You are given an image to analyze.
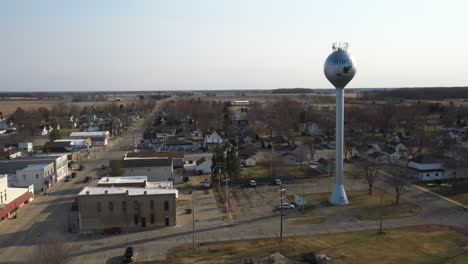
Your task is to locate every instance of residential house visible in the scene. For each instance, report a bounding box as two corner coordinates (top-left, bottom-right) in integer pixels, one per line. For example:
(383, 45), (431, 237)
(0, 149), (22, 160)
(408, 162), (447, 181)
(281, 153), (297, 165)
(204, 130), (223, 150)
(304, 122), (322, 136)
(195, 157), (212, 174)
(163, 139), (199, 152)
(244, 156), (257, 167)
(19, 143), (33, 153)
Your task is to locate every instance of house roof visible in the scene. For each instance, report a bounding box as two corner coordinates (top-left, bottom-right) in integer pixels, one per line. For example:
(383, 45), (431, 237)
(0, 159), (56, 174)
(0, 149), (21, 157)
(408, 162), (444, 172)
(70, 131), (108, 137)
(111, 159), (172, 168)
(43, 141), (73, 149)
(165, 139), (196, 146)
(273, 144), (297, 152)
(196, 157), (206, 166)
(20, 164), (49, 171)
(125, 151), (183, 159)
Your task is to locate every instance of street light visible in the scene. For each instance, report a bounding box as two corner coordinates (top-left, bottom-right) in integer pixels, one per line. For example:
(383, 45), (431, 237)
(222, 178), (231, 221)
(278, 185), (286, 243)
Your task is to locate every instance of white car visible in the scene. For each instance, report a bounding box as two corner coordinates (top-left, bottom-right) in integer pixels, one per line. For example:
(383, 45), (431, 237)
(279, 203), (295, 209)
(249, 180), (257, 186)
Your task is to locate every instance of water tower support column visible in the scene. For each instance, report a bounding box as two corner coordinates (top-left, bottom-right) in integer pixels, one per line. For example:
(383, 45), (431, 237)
(329, 88), (348, 205)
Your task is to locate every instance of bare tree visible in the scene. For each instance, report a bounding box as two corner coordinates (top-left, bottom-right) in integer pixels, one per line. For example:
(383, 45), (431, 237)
(392, 167), (410, 206)
(361, 160), (378, 195)
(26, 233), (70, 264)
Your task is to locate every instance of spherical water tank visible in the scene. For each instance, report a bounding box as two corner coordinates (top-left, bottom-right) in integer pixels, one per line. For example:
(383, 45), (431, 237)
(324, 48), (356, 89)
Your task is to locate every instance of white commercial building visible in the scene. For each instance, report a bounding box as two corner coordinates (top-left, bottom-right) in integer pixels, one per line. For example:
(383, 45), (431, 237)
(70, 131), (110, 146)
(15, 164), (55, 192)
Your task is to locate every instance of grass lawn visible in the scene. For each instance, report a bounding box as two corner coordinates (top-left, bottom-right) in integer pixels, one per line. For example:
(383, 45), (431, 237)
(295, 188), (420, 221)
(420, 180), (468, 205)
(239, 158), (303, 178)
(163, 225), (468, 264)
(240, 158), (323, 179)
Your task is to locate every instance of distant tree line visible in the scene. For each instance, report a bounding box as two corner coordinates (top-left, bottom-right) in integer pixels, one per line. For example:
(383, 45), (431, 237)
(360, 87), (468, 101)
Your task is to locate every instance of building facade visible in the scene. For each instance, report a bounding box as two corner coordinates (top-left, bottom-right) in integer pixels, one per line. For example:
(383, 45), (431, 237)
(15, 163), (55, 192)
(78, 187), (177, 232)
(0, 175), (34, 222)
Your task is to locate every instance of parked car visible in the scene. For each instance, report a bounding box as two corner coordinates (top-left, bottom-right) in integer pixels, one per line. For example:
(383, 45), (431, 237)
(71, 172), (77, 178)
(83, 176), (91, 183)
(122, 247), (135, 263)
(279, 203), (295, 209)
(79, 165), (85, 171)
(185, 208), (192, 214)
(202, 180), (211, 189)
(64, 176), (71, 182)
(102, 227), (122, 235)
(71, 201), (79, 211)
(101, 165), (107, 169)
(275, 179), (281, 185)
(249, 180), (257, 187)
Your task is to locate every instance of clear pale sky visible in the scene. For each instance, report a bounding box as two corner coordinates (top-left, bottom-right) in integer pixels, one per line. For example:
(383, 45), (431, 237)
(1, 0), (467, 91)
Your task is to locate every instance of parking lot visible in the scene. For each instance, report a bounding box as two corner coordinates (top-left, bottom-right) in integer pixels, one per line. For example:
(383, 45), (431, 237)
(228, 177), (368, 222)
(229, 184), (302, 221)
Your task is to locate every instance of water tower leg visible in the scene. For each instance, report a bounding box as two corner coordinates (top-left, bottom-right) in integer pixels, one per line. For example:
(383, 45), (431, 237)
(330, 88), (349, 205)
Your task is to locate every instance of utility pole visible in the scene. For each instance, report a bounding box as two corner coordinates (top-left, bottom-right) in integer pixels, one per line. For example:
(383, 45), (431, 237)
(192, 189), (196, 249)
(278, 184), (286, 243)
(192, 206), (195, 249)
(379, 189), (384, 234)
(223, 178), (231, 221)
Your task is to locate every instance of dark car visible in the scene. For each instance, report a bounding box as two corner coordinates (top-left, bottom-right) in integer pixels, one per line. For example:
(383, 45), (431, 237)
(71, 172), (77, 178)
(185, 208), (192, 214)
(122, 247), (135, 263)
(71, 201), (79, 211)
(83, 176), (91, 183)
(102, 227), (122, 235)
(64, 176), (71, 182)
(79, 165), (85, 171)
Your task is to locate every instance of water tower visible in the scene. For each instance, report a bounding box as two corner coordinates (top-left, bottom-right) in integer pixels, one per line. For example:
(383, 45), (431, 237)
(324, 43), (356, 205)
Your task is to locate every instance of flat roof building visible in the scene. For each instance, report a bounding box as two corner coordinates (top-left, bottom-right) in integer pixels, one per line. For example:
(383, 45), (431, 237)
(78, 186), (178, 232)
(70, 131), (110, 146)
(97, 176), (174, 190)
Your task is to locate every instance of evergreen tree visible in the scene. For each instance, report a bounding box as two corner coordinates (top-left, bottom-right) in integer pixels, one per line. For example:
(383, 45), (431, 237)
(226, 148), (240, 179)
(110, 160), (125, 176)
(48, 129), (61, 141)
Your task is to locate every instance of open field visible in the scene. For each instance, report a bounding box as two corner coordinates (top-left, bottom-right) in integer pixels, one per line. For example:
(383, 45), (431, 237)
(164, 225), (468, 264)
(419, 180), (468, 205)
(293, 188), (420, 221)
